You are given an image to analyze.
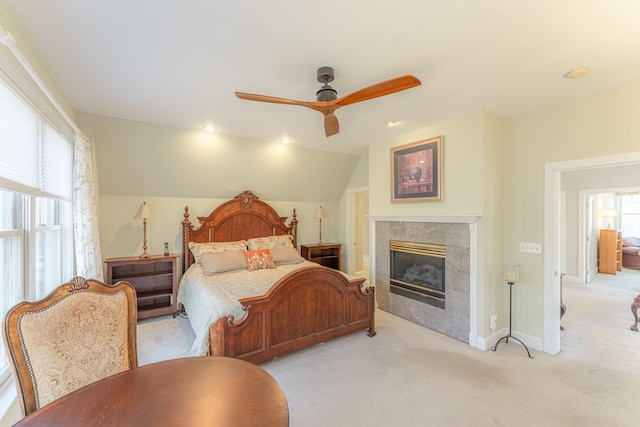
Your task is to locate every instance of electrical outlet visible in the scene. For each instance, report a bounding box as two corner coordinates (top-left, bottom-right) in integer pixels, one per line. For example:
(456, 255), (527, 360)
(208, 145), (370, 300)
(520, 242), (542, 254)
(490, 314), (497, 330)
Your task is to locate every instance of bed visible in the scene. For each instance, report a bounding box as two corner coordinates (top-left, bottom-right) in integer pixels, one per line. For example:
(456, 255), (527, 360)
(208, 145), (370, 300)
(178, 190), (376, 364)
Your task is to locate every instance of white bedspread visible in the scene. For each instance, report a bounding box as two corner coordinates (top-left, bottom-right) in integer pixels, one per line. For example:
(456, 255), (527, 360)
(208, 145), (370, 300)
(178, 261), (369, 356)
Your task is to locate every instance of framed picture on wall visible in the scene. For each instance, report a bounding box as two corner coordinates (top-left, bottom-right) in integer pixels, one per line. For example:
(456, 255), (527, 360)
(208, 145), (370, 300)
(390, 135), (443, 203)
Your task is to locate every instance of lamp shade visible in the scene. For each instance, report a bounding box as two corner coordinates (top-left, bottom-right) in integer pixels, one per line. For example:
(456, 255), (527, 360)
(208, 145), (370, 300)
(133, 201), (153, 219)
(601, 208), (618, 228)
(315, 206), (327, 219)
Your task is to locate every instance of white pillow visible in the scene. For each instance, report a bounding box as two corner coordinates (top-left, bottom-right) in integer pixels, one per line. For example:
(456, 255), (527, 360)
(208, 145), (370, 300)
(200, 250), (248, 275)
(189, 240), (248, 264)
(270, 246), (305, 265)
(247, 235), (294, 251)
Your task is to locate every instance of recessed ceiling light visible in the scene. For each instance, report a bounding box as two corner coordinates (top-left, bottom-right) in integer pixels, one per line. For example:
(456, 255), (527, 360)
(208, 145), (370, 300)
(385, 121), (399, 127)
(202, 124), (217, 132)
(280, 137), (293, 144)
(563, 67), (590, 79)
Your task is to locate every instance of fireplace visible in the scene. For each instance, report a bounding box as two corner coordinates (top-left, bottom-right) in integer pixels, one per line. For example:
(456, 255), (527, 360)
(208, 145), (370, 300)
(390, 240), (445, 309)
(373, 219), (474, 344)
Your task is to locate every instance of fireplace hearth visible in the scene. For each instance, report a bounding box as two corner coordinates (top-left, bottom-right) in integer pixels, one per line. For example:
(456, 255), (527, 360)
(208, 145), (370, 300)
(390, 240), (445, 308)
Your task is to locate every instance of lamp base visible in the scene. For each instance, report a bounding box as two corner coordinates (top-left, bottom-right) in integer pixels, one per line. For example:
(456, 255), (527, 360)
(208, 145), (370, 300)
(139, 252), (150, 259)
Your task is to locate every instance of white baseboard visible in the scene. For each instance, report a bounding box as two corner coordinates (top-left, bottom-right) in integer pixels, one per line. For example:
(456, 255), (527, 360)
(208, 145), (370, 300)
(475, 328), (543, 353)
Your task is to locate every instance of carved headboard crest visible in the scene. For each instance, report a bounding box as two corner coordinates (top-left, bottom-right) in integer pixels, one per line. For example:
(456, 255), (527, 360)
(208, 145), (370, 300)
(235, 190), (258, 209)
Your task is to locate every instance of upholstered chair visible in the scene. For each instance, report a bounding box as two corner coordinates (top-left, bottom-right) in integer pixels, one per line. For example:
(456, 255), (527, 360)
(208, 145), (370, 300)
(2, 277), (138, 416)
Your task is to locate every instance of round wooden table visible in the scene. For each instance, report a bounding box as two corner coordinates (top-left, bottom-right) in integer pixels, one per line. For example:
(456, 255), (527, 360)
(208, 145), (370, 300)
(15, 357), (289, 426)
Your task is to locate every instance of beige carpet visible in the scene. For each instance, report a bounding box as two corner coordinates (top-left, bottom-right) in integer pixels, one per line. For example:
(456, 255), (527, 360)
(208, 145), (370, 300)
(137, 271), (640, 426)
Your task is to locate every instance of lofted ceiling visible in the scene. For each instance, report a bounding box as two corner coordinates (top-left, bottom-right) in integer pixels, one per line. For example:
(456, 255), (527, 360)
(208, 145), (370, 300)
(4, 0), (640, 155)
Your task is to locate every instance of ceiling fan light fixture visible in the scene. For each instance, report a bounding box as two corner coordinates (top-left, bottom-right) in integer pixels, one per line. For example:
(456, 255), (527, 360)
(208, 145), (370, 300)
(279, 137), (293, 144)
(202, 124), (217, 132)
(385, 120), (399, 127)
(316, 84), (337, 102)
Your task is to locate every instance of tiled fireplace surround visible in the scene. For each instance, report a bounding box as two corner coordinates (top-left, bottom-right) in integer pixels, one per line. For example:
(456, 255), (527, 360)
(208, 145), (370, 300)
(373, 218), (477, 344)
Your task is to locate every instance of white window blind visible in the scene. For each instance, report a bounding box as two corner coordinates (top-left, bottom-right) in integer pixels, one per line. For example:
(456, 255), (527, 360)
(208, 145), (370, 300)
(0, 80), (71, 198)
(0, 81), (39, 192)
(41, 124), (72, 198)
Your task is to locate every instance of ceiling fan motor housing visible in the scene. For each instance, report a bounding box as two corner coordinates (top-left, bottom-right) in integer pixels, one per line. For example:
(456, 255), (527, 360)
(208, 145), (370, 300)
(316, 66), (337, 101)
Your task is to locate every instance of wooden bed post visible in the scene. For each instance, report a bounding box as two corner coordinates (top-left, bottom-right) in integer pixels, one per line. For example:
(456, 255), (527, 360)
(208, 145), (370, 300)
(182, 206), (194, 273)
(290, 209), (298, 248)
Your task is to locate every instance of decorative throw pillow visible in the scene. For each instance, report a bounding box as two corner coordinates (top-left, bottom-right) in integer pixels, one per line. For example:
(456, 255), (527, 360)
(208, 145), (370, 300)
(189, 240), (248, 264)
(247, 235), (294, 251)
(244, 249), (276, 271)
(270, 246), (305, 265)
(200, 250), (248, 275)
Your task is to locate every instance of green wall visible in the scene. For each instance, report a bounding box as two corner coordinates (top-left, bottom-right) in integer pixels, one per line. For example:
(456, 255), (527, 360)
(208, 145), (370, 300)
(75, 112), (361, 275)
(502, 81), (640, 341)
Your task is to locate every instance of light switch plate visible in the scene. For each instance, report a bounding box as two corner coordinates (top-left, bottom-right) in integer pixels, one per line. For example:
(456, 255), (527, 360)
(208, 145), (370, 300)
(520, 243), (542, 254)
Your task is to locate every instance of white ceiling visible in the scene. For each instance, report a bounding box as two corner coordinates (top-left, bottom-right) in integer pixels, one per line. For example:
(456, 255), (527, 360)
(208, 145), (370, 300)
(4, 0), (640, 155)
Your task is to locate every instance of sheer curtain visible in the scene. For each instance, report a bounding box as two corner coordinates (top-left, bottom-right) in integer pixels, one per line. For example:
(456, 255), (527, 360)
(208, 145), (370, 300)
(73, 132), (103, 281)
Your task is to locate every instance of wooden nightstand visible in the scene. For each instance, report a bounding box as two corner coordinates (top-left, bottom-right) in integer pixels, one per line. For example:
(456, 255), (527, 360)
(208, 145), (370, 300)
(105, 254), (178, 319)
(300, 243), (342, 271)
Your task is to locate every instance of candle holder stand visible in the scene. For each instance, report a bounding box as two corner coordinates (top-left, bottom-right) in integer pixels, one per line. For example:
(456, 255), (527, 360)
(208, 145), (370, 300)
(492, 279), (533, 358)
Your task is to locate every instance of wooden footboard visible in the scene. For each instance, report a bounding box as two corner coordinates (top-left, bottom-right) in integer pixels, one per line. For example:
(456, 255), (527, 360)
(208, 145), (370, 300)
(209, 266), (376, 364)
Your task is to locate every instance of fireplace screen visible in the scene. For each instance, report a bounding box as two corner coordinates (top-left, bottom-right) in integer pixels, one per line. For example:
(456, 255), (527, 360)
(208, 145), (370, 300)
(389, 240), (445, 309)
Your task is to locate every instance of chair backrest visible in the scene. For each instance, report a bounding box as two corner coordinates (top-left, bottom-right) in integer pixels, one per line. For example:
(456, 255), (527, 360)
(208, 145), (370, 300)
(2, 276), (138, 416)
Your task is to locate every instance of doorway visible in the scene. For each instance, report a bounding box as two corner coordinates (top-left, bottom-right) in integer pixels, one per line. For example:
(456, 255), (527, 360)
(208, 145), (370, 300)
(544, 151), (640, 355)
(346, 187), (369, 277)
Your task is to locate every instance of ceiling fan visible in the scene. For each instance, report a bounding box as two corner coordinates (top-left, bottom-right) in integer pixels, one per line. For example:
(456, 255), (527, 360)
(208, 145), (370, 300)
(235, 67), (421, 137)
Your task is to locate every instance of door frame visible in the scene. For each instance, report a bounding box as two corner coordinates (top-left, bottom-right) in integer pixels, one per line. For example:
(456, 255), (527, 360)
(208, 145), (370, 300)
(544, 151), (640, 355)
(345, 186), (368, 275)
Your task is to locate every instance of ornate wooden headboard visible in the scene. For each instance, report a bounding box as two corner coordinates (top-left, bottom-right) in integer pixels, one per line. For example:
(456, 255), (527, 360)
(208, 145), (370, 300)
(181, 190), (298, 272)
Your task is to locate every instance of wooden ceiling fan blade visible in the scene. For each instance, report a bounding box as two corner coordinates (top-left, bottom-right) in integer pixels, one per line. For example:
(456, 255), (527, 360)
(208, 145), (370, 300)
(235, 91), (314, 108)
(324, 112), (339, 137)
(336, 75), (421, 107)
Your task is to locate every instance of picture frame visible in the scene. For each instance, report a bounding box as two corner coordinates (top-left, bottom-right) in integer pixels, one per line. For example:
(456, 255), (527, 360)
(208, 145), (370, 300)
(390, 135), (443, 203)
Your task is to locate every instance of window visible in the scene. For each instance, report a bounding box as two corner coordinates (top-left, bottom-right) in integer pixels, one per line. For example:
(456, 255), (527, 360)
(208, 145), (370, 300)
(0, 79), (73, 385)
(620, 194), (640, 237)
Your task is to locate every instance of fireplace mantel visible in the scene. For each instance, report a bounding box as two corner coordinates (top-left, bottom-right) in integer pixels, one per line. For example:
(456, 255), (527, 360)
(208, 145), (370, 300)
(368, 215), (481, 224)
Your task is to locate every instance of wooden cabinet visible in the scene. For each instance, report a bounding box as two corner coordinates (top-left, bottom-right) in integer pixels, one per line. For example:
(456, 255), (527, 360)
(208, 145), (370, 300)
(300, 243), (342, 271)
(598, 229), (622, 275)
(105, 254), (178, 319)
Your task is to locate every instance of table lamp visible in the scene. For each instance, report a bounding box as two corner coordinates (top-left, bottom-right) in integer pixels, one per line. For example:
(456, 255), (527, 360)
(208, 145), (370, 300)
(134, 201), (153, 258)
(601, 208), (618, 229)
(316, 206), (327, 245)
